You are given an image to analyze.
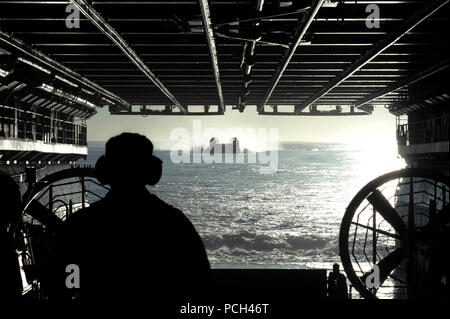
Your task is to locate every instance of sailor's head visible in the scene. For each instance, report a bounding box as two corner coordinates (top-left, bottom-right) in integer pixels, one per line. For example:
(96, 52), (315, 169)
(95, 133), (162, 187)
(333, 263), (340, 273)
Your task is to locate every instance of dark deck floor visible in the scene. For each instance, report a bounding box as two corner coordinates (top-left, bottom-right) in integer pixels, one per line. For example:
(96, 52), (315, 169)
(208, 269), (328, 300)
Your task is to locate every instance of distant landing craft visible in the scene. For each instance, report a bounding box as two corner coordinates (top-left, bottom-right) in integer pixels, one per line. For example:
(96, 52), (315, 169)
(203, 137), (247, 155)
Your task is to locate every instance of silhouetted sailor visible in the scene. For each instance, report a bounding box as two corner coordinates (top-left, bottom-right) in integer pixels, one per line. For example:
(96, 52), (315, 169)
(327, 263), (348, 299)
(0, 172), (23, 300)
(53, 133), (210, 304)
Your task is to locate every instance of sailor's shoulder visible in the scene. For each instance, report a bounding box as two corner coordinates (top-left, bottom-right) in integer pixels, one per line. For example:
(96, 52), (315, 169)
(148, 193), (187, 219)
(149, 193), (179, 211)
(64, 199), (107, 228)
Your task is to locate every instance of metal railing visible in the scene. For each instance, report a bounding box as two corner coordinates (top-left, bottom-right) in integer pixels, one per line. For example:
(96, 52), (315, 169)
(396, 115), (449, 146)
(0, 104), (87, 146)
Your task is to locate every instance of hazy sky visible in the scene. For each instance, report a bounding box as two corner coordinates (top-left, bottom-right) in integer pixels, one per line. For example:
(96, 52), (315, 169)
(87, 105), (397, 149)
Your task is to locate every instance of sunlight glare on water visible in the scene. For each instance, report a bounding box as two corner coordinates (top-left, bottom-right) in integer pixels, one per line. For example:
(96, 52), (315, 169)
(84, 139), (406, 270)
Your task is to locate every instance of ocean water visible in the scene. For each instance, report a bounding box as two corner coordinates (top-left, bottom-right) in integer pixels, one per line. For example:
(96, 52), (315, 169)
(82, 141), (405, 270)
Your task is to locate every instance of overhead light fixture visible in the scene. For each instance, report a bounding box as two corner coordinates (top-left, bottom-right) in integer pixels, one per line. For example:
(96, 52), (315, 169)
(322, 0), (339, 8)
(40, 83), (96, 109)
(0, 47), (11, 55)
(188, 19), (202, 26)
(279, 1), (293, 7)
(12, 83), (27, 92)
(0, 68), (10, 77)
(190, 27), (204, 33)
(189, 19), (204, 33)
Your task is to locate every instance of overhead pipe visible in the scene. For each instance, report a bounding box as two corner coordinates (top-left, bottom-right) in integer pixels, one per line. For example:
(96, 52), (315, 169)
(198, 0), (225, 114)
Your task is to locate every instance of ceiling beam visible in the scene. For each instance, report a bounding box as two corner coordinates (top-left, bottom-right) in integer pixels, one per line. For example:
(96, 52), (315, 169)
(111, 111), (223, 116)
(198, 0), (224, 113)
(295, 0), (448, 114)
(0, 29), (130, 111)
(70, 0), (187, 114)
(354, 59), (449, 109)
(257, 0), (325, 113)
(258, 111), (369, 116)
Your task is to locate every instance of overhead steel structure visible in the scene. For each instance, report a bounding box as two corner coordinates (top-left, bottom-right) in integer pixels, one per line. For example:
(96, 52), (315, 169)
(0, 0), (448, 116)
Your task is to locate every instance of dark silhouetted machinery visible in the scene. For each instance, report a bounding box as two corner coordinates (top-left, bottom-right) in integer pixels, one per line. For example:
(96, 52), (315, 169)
(339, 168), (449, 299)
